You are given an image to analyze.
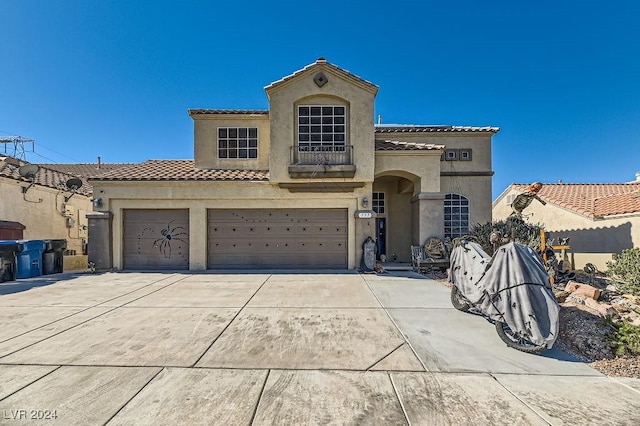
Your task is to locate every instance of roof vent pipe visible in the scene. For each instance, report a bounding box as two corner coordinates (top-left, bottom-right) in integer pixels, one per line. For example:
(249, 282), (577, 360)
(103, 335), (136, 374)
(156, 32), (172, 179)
(97, 156), (101, 169)
(377, 115), (382, 125)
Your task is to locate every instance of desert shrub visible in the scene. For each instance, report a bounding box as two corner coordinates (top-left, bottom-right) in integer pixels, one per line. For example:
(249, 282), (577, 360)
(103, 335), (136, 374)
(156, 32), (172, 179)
(607, 321), (640, 356)
(469, 217), (544, 255)
(606, 248), (640, 296)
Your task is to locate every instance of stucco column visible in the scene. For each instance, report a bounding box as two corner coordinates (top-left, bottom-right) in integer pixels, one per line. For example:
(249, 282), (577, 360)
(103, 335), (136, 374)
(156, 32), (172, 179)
(86, 211), (113, 270)
(189, 207), (207, 271)
(411, 192), (445, 245)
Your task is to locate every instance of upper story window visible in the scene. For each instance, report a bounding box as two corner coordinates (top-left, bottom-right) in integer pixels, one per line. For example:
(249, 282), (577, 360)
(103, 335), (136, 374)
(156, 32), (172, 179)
(218, 127), (258, 159)
(444, 193), (470, 239)
(298, 105), (346, 151)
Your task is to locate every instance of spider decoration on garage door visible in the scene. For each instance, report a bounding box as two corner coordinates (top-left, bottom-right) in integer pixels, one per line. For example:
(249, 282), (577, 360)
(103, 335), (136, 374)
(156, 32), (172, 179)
(152, 220), (189, 258)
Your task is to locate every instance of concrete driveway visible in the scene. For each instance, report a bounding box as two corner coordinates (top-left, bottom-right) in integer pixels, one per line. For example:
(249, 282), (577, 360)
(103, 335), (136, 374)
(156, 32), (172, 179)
(0, 271), (638, 425)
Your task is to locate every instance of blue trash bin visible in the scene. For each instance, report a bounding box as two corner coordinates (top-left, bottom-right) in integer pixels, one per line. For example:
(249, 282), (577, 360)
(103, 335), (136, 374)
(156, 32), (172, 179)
(16, 240), (46, 279)
(0, 240), (22, 282)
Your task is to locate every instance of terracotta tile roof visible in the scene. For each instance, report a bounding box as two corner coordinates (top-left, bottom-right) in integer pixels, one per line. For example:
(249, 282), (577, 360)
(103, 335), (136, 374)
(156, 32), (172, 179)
(375, 139), (445, 151)
(188, 109), (269, 116)
(38, 163), (135, 178)
(512, 183), (640, 218)
(376, 125), (500, 133)
(594, 190), (640, 217)
(89, 160), (269, 182)
(265, 57), (378, 93)
(0, 156), (92, 196)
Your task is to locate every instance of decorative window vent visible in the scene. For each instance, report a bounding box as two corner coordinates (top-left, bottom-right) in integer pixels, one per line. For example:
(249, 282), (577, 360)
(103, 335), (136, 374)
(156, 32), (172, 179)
(444, 149), (458, 161)
(459, 149), (472, 161)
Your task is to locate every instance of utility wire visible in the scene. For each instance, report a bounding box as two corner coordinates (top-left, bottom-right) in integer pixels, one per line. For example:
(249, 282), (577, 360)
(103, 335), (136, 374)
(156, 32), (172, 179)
(1, 129), (82, 163)
(27, 151), (61, 164)
(34, 143), (81, 163)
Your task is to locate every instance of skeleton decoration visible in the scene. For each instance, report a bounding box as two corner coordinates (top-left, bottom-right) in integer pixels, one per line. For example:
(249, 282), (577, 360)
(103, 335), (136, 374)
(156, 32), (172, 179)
(510, 182), (547, 218)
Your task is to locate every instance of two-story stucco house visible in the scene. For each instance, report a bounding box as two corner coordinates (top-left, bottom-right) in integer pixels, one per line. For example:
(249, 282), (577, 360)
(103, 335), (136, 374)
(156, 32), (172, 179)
(87, 58), (499, 271)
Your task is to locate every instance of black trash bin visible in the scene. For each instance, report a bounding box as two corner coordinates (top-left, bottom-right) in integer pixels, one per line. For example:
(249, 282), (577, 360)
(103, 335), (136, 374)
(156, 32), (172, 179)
(0, 240), (22, 282)
(43, 239), (67, 275)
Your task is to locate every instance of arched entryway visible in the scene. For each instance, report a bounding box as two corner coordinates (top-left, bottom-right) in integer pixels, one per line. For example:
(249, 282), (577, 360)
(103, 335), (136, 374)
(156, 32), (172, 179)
(372, 172), (418, 263)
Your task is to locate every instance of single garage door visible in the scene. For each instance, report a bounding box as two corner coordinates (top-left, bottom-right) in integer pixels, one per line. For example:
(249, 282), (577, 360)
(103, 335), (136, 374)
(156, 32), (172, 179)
(123, 209), (189, 270)
(208, 209), (347, 269)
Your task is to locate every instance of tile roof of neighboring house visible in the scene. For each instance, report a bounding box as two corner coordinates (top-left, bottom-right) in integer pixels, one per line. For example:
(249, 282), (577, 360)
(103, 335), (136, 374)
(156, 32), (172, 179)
(376, 125), (500, 133)
(188, 109), (269, 116)
(0, 157), (92, 196)
(38, 163), (135, 178)
(594, 190), (640, 218)
(512, 183), (640, 218)
(89, 160), (269, 182)
(265, 57), (378, 93)
(375, 139), (445, 151)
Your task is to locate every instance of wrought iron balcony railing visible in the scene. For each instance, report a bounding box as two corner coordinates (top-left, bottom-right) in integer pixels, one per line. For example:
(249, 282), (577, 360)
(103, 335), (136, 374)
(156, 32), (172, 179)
(290, 145), (353, 166)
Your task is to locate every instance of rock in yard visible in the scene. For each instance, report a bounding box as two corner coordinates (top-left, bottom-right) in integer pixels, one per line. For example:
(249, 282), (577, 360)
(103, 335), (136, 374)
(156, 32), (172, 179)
(565, 281), (602, 300)
(584, 298), (618, 318)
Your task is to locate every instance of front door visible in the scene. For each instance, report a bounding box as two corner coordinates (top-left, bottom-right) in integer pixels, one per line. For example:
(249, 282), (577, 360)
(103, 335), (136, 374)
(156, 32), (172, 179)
(375, 218), (386, 259)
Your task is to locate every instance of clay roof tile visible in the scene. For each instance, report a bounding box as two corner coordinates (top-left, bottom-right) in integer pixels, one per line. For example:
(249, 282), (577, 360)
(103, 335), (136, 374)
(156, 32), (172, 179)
(512, 183), (640, 218)
(88, 160), (269, 182)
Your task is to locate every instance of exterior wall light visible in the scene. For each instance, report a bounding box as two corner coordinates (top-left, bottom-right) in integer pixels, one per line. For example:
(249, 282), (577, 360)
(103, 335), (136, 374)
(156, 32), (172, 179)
(92, 198), (102, 208)
(362, 197), (369, 208)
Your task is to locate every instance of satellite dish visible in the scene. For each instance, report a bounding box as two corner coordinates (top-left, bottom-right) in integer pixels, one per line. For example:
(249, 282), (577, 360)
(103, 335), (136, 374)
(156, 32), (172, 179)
(18, 164), (40, 180)
(66, 178), (83, 191)
(64, 177), (83, 202)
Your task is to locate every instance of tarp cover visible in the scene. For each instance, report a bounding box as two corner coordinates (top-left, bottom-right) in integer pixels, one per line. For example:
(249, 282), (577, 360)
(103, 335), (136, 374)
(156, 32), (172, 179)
(449, 241), (559, 348)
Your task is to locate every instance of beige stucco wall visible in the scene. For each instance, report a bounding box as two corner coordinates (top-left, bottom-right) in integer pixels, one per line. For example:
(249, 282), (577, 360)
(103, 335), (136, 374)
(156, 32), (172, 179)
(376, 133), (494, 230)
(92, 180), (369, 270)
(378, 133), (493, 172)
(441, 175), (493, 228)
(493, 186), (640, 269)
(0, 177), (92, 253)
(374, 151), (442, 194)
(193, 114), (270, 170)
(266, 64), (377, 184)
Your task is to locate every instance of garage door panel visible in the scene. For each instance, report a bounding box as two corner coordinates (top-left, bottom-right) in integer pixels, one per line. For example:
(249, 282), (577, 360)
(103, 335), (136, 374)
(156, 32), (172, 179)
(208, 209), (347, 269)
(210, 240), (345, 254)
(209, 253), (346, 269)
(123, 209), (189, 270)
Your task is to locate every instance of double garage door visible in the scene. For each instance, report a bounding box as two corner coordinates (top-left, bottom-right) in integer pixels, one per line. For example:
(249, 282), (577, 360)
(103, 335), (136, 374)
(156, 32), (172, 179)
(122, 208), (348, 270)
(208, 209), (347, 269)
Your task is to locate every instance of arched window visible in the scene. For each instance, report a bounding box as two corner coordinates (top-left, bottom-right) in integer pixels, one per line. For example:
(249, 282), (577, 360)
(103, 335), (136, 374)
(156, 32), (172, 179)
(444, 194), (470, 238)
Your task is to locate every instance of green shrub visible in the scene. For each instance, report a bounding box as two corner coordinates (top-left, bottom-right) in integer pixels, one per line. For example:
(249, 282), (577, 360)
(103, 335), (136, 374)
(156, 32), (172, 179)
(469, 217), (544, 255)
(606, 248), (640, 296)
(608, 321), (640, 356)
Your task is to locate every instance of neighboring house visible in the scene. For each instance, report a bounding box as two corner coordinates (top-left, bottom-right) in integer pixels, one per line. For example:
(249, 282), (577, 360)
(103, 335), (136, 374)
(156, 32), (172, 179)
(493, 178), (640, 271)
(89, 58), (499, 271)
(0, 155), (131, 255)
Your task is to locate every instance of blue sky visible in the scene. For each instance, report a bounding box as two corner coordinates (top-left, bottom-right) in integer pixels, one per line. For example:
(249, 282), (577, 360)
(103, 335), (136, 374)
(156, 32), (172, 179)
(1, 1), (639, 199)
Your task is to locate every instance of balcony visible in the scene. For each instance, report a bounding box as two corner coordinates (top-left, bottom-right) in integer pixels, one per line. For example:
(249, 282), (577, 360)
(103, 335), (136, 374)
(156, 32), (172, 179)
(288, 145), (356, 178)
